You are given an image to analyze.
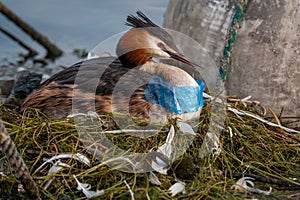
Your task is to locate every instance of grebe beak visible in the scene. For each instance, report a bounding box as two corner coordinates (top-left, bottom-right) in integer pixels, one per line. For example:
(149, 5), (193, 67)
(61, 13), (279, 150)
(164, 49), (202, 69)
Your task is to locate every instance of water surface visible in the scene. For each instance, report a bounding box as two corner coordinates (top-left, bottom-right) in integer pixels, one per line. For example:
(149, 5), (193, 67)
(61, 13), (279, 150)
(0, 0), (168, 79)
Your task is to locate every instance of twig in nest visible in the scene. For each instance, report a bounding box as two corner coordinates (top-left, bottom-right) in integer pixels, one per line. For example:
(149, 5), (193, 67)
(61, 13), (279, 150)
(227, 107), (299, 134)
(228, 96), (267, 116)
(46, 122), (62, 153)
(265, 128), (287, 140)
(269, 108), (282, 127)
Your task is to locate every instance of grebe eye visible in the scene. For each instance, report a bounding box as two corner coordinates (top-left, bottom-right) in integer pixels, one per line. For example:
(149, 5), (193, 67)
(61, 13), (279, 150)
(157, 42), (165, 49)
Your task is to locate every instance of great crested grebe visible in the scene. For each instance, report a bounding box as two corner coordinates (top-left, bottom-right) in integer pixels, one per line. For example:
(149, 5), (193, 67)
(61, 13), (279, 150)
(22, 11), (204, 123)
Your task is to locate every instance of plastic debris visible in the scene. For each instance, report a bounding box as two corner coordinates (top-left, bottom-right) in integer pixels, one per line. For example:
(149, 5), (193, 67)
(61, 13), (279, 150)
(47, 160), (70, 176)
(73, 175), (104, 198)
(149, 171), (161, 186)
(168, 181), (186, 197)
(151, 125), (175, 174)
(232, 177), (272, 195)
(34, 153), (90, 174)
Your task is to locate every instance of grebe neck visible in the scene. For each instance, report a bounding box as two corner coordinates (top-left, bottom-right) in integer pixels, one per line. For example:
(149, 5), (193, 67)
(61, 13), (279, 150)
(138, 61), (198, 86)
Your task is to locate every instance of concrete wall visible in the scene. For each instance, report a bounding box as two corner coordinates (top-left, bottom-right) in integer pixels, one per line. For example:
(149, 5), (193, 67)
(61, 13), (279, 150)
(164, 0), (299, 117)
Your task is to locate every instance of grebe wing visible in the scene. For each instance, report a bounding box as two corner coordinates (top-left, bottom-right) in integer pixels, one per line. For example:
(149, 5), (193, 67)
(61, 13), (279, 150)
(41, 57), (122, 86)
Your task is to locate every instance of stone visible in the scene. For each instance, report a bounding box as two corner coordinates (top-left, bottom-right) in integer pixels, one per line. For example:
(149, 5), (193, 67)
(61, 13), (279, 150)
(11, 70), (42, 99)
(164, 0), (299, 117)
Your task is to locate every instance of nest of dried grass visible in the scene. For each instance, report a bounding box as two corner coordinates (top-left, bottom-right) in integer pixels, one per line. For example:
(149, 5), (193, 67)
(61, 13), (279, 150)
(0, 96), (299, 199)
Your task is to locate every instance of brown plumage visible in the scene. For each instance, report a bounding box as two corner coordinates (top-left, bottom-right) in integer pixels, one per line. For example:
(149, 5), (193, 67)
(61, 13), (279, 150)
(22, 57), (156, 121)
(22, 11), (202, 122)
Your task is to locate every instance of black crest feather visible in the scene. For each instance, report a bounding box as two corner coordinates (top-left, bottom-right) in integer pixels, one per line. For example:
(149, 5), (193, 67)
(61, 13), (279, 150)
(125, 11), (159, 28)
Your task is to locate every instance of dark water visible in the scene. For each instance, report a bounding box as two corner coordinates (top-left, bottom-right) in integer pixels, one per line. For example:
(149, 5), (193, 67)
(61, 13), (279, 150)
(0, 0), (168, 79)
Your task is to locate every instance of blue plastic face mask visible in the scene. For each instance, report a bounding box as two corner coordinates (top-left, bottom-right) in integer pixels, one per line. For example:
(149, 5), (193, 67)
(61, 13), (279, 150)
(143, 75), (205, 114)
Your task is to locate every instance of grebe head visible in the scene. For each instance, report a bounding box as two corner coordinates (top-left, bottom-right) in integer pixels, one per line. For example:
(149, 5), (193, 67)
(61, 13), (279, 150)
(116, 11), (199, 68)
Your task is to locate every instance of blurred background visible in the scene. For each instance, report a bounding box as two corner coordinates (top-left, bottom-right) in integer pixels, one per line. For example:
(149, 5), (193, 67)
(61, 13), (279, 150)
(0, 0), (168, 79)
